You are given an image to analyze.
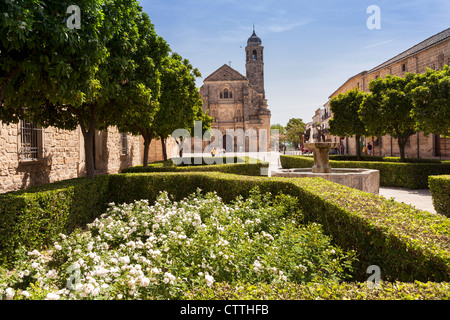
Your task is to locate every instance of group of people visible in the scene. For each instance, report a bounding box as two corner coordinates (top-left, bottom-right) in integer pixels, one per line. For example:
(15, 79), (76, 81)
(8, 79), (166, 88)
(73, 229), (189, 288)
(363, 142), (373, 156)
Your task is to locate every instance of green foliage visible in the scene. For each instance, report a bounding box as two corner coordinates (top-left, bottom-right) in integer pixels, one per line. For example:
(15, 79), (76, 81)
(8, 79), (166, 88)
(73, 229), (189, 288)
(329, 89), (367, 138)
(280, 155), (450, 189)
(121, 157), (269, 177)
(284, 118), (305, 147)
(429, 175), (450, 217)
(360, 74), (418, 160)
(2, 171), (450, 298)
(107, 172), (450, 282)
(0, 176), (110, 268)
(0, 190), (356, 299)
(183, 280), (450, 300)
(410, 65), (450, 136)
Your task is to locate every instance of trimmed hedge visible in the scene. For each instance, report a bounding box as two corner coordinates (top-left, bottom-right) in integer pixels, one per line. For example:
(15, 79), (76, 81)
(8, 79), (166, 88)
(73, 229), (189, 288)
(108, 172), (450, 283)
(0, 176), (110, 267)
(2, 171), (450, 284)
(328, 155), (443, 163)
(429, 175), (450, 217)
(183, 281), (450, 300)
(280, 155), (450, 189)
(121, 156), (269, 177)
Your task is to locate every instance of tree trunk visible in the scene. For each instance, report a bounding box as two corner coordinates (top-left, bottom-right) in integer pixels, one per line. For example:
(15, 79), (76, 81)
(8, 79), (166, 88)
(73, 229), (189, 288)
(355, 135), (361, 161)
(143, 133), (152, 167)
(70, 104), (97, 178)
(398, 136), (408, 162)
(82, 129), (96, 178)
(160, 135), (168, 161)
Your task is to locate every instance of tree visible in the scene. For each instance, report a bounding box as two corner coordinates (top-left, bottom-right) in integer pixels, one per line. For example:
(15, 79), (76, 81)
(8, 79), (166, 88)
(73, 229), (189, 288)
(155, 53), (212, 161)
(329, 89), (367, 160)
(105, 9), (170, 167)
(0, 0), (164, 177)
(410, 65), (450, 136)
(271, 124), (285, 150)
(359, 74), (417, 161)
(285, 118), (305, 149)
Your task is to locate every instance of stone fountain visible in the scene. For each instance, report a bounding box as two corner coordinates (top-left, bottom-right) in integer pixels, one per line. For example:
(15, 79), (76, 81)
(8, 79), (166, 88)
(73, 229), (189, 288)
(272, 126), (380, 194)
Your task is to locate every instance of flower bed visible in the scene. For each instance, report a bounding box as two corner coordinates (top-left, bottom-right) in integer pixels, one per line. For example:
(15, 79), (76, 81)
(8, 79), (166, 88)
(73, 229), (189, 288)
(0, 189), (356, 300)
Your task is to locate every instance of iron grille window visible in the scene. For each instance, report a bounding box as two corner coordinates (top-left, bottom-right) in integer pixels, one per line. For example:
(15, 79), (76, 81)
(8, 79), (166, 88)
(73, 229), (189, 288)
(121, 133), (128, 155)
(20, 121), (44, 160)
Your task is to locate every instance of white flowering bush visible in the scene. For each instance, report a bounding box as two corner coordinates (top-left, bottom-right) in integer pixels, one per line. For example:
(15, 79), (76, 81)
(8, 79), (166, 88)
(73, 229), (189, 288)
(0, 188), (356, 300)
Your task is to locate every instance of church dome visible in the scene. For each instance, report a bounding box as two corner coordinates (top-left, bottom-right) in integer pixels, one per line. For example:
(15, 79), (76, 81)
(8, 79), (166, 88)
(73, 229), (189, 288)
(247, 30), (262, 46)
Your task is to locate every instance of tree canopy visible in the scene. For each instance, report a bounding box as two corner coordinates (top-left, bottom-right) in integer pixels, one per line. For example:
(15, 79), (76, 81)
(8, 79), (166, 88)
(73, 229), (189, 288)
(0, 0), (210, 174)
(329, 88), (367, 159)
(359, 74), (417, 161)
(409, 65), (450, 137)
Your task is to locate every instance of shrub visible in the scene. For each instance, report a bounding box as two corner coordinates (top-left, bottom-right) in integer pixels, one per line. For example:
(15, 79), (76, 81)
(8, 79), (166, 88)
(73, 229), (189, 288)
(429, 175), (450, 217)
(2, 171), (450, 287)
(121, 156), (269, 177)
(183, 280), (450, 300)
(280, 155), (450, 189)
(0, 190), (356, 300)
(0, 176), (110, 268)
(108, 172), (450, 282)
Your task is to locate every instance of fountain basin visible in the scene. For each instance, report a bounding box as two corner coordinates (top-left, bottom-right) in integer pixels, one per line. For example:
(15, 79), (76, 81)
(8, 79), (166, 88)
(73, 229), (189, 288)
(271, 168), (380, 194)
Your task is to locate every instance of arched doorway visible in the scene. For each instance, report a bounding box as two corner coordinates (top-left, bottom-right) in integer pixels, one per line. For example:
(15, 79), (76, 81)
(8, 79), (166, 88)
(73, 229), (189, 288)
(223, 134), (233, 153)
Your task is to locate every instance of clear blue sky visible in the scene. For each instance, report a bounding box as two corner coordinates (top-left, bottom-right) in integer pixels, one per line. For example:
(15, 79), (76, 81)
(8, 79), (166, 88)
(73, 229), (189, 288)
(139, 0), (449, 127)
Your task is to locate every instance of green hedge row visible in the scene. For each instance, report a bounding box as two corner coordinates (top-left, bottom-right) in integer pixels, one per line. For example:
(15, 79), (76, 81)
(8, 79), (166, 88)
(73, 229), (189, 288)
(183, 281), (450, 300)
(121, 156), (269, 177)
(108, 172), (450, 282)
(328, 155), (444, 163)
(429, 175), (450, 217)
(0, 176), (110, 267)
(280, 155), (450, 189)
(2, 172), (450, 283)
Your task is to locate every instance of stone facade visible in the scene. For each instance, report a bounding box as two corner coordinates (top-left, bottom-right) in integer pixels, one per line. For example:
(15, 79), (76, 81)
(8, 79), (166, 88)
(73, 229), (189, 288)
(199, 30), (271, 152)
(0, 121), (145, 193)
(321, 28), (450, 159)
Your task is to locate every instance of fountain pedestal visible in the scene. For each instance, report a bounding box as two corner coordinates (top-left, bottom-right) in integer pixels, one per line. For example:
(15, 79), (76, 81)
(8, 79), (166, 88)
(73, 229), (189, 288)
(304, 142), (340, 173)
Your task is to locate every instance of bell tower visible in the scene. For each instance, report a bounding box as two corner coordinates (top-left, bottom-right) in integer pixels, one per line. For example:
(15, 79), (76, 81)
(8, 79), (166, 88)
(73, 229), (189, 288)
(245, 26), (265, 95)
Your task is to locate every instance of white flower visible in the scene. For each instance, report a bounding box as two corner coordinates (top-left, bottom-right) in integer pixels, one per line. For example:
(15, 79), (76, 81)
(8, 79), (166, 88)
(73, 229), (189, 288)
(5, 288), (15, 300)
(151, 267), (160, 275)
(253, 260), (262, 272)
(119, 256), (130, 265)
(45, 292), (60, 300)
(205, 274), (215, 287)
(28, 249), (40, 257)
(139, 277), (150, 287)
(21, 291), (30, 298)
(31, 262), (39, 269)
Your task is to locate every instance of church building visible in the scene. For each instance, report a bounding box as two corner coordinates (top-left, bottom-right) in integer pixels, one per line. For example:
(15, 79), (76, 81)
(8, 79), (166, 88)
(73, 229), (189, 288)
(199, 29), (271, 152)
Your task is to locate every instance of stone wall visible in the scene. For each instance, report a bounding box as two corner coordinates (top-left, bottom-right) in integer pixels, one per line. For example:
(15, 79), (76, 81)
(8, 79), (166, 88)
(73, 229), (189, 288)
(0, 122), (161, 193)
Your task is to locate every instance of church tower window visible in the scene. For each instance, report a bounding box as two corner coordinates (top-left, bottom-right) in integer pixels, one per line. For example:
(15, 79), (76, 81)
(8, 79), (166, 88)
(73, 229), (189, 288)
(252, 50), (257, 60)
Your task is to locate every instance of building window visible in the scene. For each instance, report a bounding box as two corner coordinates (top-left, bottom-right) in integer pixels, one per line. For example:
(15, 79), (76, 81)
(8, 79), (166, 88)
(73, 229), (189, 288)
(219, 88), (233, 99)
(20, 120), (44, 161)
(402, 64), (406, 72)
(121, 133), (128, 155)
(252, 50), (257, 60)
